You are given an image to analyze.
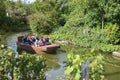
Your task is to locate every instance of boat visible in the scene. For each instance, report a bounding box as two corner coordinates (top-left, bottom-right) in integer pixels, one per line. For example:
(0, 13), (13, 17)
(16, 36), (60, 53)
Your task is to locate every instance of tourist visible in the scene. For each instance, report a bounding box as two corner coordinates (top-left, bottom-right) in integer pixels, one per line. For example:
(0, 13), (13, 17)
(34, 38), (39, 47)
(22, 34), (28, 44)
(44, 35), (51, 45)
(39, 39), (45, 46)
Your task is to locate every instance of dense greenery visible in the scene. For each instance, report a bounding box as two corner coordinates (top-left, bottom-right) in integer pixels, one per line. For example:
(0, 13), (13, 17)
(106, 23), (120, 44)
(28, 0), (68, 34)
(0, 48), (46, 80)
(65, 0), (120, 28)
(0, 0), (29, 33)
(51, 26), (120, 52)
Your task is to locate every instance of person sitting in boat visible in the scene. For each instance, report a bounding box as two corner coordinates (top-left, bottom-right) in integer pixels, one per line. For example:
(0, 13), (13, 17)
(22, 34), (28, 44)
(34, 34), (39, 40)
(27, 36), (35, 45)
(39, 39), (45, 46)
(34, 38), (40, 47)
(44, 36), (51, 45)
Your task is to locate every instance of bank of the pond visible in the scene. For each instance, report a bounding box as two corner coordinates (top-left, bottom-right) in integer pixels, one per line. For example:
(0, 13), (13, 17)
(51, 27), (120, 53)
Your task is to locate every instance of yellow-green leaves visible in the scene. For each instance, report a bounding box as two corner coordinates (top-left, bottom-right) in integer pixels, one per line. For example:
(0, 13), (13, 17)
(65, 66), (73, 74)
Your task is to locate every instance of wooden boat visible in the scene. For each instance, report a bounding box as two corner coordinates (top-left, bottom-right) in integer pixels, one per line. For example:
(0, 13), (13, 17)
(16, 36), (60, 53)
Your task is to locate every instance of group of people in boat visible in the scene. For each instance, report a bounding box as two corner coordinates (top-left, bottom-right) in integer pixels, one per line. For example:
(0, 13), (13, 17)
(22, 34), (51, 47)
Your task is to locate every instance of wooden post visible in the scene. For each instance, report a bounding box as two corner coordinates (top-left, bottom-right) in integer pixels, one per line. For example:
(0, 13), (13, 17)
(81, 61), (90, 80)
(102, 16), (104, 30)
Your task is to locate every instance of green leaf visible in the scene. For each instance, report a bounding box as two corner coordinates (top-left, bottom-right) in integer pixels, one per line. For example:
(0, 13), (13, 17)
(64, 66), (73, 74)
(75, 72), (80, 80)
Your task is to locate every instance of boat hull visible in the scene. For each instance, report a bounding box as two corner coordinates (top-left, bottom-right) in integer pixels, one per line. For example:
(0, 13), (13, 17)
(16, 36), (60, 53)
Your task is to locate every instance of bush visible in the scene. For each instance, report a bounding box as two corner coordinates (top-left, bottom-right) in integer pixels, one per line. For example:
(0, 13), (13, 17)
(0, 49), (46, 80)
(106, 23), (120, 44)
(28, 13), (56, 34)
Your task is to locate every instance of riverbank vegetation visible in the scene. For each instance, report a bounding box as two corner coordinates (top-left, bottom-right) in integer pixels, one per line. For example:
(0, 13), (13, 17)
(0, 48), (46, 80)
(0, 0), (120, 80)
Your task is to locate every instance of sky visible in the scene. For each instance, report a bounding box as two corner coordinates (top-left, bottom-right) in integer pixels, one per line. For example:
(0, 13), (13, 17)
(22, 0), (35, 4)
(13, 0), (35, 4)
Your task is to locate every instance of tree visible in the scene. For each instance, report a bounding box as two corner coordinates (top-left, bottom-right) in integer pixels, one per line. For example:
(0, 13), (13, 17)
(28, 0), (69, 34)
(64, 0), (120, 29)
(28, 13), (54, 34)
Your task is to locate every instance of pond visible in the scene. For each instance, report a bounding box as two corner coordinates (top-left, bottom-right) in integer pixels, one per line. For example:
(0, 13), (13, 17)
(6, 32), (67, 80)
(6, 32), (120, 80)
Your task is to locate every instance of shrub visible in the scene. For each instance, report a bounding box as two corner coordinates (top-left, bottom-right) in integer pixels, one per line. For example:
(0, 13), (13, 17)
(106, 23), (120, 44)
(0, 49), (46, 80)
(28, 13), (55, 34)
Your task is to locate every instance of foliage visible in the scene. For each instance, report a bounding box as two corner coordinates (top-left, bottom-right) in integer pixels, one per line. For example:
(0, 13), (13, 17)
(28, 13), (55, 34)
(0, 0), (29, 32)
(0, 0), (6, 18)
(14, 53), (46, 80)
(90, 55), (104, 80)
(51, 26), (120, 52)
(4, 0), (28, 16)
(64, 0), (120, 29)
(106, 23), (120, 44)
(28, 0), (69, 34)
(0, 0), (7, 31)
(0, 34), (7, 48)
(0, 49), (46, 80)
(64, 50), (104, 80)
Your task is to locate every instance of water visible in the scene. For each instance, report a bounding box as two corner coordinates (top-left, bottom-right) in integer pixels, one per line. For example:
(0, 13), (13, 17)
(103, 53), (120, 80)
(6, 32), (120, 80)
(6, 32), (67, 80)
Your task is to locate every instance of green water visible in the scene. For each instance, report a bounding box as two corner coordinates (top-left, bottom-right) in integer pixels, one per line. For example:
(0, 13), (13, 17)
(103, 53), (120, 80)
(6, 32), (120, 80)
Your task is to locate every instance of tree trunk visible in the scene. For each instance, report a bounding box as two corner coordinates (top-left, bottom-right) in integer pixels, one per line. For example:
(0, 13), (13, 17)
(102, 16), (104, 30)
